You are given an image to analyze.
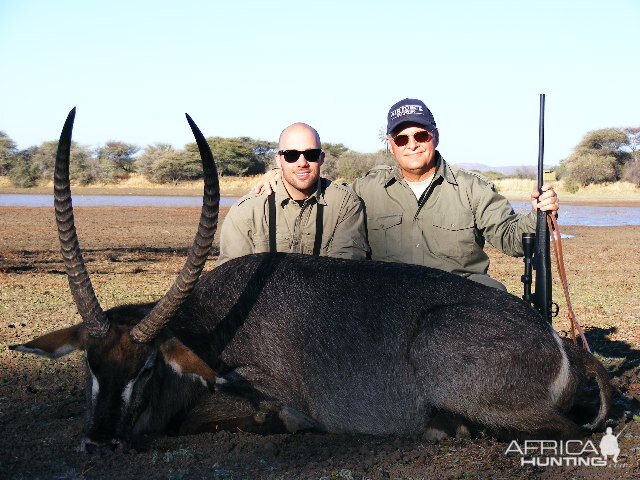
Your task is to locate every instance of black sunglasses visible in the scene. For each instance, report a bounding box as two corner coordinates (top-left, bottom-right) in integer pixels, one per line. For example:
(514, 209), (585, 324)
(278, 149), (322, 163)
(392, 131), (433, 147)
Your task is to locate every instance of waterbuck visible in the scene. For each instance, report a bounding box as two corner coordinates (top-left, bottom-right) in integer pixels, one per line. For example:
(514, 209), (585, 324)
(10, 109), (611, 453)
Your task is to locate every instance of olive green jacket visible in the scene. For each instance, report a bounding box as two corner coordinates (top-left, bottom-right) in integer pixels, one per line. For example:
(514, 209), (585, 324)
(351, 153), (537, 276)
(216, 178), (369, 266)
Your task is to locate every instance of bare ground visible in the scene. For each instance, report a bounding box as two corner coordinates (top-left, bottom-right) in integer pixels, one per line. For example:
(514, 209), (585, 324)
(1, 206), (639, 479)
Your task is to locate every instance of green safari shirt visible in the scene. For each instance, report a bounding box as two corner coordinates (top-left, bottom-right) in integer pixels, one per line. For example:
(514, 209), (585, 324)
(216, 177), (369, 266)
(351, 153), (537, 276)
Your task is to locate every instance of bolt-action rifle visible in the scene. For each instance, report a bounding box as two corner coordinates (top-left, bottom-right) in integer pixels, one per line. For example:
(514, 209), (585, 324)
(522, 94), (555, 323)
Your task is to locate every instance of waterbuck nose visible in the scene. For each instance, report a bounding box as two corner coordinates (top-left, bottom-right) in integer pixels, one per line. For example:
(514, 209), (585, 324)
(81, 438), (110, 455)
(80, 437), (131, 454)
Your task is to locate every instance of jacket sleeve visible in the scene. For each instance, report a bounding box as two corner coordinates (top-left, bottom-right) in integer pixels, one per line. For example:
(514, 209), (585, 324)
(215, 204), (255, 266)
(326, 193), (370, 260)
(469, 177), (537, 257)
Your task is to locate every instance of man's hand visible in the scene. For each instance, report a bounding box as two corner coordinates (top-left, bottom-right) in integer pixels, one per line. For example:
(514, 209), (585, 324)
(531, 183), (559, 213)
(250, 168), (281, 195)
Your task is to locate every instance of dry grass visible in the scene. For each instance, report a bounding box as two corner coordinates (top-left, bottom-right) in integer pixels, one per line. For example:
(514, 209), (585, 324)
(0, 174), (262, 197)
(494, 178), (640, 202)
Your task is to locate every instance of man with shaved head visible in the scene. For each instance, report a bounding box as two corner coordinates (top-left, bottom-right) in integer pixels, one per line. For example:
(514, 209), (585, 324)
(216, 123), (369, 265)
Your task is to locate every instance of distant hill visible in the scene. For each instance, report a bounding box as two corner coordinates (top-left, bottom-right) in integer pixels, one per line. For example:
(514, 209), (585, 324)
(452, 163), (538, 176)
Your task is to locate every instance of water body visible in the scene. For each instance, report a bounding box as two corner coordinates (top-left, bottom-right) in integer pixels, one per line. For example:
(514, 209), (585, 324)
(0, 194), (239, 208)
(1, 195), (639, 227)
(510, 201), (640, 227)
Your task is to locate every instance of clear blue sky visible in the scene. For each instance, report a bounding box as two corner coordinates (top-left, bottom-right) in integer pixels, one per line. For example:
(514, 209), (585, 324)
(1, 0), (638, 167)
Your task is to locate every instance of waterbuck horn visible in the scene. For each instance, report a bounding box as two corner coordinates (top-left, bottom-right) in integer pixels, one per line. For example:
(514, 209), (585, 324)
(130, 114), (219, 343)
(54, 107), (110, 337)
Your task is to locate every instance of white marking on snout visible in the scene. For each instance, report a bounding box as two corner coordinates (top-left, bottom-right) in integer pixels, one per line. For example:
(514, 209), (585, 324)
(13, 343), (76, 359)
(167, 360), (207, 387)
(90, 370), (100, 403)
(167, 360), (183, 375)
(121, 379), (135, 407)
(549, 332), (570, 404)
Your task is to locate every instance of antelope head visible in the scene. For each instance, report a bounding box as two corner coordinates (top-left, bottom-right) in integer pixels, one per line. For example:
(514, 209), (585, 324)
(10, 109), (220, 453)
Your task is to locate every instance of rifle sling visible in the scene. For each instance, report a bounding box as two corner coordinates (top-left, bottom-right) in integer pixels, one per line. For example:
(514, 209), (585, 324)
(547, 214), (591, 352)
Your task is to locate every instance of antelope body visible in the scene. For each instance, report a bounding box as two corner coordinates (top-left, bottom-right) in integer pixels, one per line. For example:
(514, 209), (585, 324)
(10, 110), (611, 453)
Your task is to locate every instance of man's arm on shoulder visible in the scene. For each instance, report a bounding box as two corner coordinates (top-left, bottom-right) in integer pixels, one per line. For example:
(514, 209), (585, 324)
(215, 197), (257, 266)
(326, 186), (370, 260)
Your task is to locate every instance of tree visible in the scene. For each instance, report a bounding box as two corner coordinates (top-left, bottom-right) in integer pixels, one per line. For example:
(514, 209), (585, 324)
(184, 137), (276, 176)
(561, 129), (631, 186)
(250, 138), (278, 170)
(321, 142), (349, 159)
(0, 131), (18, 175)
(96, 141), (139, 182)
(622, 127), (640, 186)
(623, 127), (640, 162)
(322, 149), (395, 182)
(566, 153), (618, 186)
(135, 143), (201, 184)
(8, 147), (38, 187)
(623, 160), (640, 187)
(9, 140), (95, 186)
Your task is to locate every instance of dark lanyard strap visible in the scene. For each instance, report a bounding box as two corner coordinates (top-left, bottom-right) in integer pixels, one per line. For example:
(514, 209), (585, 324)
(267, 194), (323, 256)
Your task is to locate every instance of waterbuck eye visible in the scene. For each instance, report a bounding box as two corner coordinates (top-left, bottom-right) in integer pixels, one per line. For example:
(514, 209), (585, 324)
(139, 351), (157, 375)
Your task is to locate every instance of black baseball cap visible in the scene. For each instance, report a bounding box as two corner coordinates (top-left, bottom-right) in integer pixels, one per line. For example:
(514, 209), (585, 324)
(387, 98), (436, 134)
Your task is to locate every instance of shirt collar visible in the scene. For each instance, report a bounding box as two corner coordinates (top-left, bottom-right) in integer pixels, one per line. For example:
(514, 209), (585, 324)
(386, 151), (456, 187)
(274, 177), (326, 206)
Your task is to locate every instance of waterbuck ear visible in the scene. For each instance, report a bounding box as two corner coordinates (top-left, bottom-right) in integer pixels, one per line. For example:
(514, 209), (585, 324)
(9, 324), (86, 359)
(160, 338), (216, 383)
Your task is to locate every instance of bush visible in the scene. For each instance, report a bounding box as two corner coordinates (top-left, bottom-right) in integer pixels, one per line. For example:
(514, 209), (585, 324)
(623, 160), (640, 187)
(135, 144), (201, 184)
(8, 147), (38, 187)
(560, 128), (632, 187)
(96, 142), (139, 182)
(565, 153), (617, 186)
(332, 150), (395, 182)
(509, 166), (536, 180)
(71, 155), (101, 185)
(562, 177), (580, 194)
(481, 170), (506, 181)
(0, 131), (18, 175)
(188, 137), (276, 177)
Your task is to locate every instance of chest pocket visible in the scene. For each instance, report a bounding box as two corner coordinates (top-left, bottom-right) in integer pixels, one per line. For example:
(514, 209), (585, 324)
(252, 234), (292, 253)
(368, 213), (403, 260)
(426, 211), (476, 260)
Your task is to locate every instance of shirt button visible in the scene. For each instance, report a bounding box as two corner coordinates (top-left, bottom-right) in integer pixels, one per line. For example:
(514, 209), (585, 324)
(416, 244), (420, 248)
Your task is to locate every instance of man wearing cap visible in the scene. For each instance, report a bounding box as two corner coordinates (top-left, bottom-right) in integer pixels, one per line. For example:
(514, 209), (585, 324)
(216, 122), (369, 266)
(350, 98), (559, 290)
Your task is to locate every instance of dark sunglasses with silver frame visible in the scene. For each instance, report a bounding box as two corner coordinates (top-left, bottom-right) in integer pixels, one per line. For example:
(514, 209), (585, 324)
(278, 149), (322, 163)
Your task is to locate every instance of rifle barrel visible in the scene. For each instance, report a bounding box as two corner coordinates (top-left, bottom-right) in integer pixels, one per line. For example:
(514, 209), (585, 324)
(538, 94), (545, 191)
